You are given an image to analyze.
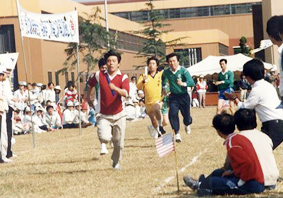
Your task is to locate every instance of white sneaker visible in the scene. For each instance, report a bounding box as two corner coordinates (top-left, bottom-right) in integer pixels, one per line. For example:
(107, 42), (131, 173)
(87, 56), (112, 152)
(175, 133), (182, 142)
(2, 157), (12, 163)
(148, 125), (158, 139)
(113, 163), (121, 170)
(100, 143), (109, 155)
(185, 125), (191, 134)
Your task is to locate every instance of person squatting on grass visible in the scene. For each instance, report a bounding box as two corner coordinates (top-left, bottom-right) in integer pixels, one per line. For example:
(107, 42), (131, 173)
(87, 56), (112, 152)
(162, 53), (195, 142)
(183, 109), (279, 196)
(87, 50), (129, 170)
(137, 57), (166, 139)
(225, 59), (283, 150)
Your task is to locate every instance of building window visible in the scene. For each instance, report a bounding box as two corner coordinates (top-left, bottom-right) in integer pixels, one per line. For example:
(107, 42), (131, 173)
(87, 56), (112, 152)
(48, 71), (52, 83)
(65, 72), (69, 85)
(219, 44), (229, 55)
(71, 72), (75, 82)
(55, 71), (60, 85)
(175, 48), (202, 68)
(112, 2), (261, 22)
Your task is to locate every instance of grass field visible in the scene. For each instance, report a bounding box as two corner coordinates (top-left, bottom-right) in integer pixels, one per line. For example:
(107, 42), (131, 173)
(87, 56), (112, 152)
(1, 106), (283, 198)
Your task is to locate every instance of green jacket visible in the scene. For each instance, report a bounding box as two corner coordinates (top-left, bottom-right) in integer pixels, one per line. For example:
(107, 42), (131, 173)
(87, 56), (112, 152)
(162, 66), (195, 95)
(217, 70), (234, 90)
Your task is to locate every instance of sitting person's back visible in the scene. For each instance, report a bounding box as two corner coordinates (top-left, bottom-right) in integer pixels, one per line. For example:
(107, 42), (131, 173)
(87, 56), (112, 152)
(183, 109), (276, 196)
(234, 109), (279, 187)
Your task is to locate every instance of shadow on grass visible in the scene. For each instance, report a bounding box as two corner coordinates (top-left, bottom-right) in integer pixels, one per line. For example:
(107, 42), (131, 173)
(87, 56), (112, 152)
(23, 157), (99, 166)
(156, 190), (283, 198)
(156, 190), (197, 198)
(126, 144), (154, 148)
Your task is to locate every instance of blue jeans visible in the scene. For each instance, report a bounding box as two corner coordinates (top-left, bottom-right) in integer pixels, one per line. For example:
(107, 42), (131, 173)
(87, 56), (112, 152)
(198, 169), (264, 196)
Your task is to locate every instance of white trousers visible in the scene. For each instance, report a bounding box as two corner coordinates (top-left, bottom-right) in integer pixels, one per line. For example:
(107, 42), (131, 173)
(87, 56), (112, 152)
(1, 113), (8, 159)
(97, 111), (126, 165)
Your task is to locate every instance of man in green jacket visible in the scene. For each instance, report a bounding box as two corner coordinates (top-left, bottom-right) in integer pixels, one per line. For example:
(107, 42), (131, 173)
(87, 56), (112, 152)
(162, 53), (195, 142)
(214, 59), (234, 114)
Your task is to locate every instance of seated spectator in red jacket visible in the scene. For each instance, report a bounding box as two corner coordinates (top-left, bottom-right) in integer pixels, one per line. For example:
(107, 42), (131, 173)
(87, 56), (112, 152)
(183, 110), (277, 196)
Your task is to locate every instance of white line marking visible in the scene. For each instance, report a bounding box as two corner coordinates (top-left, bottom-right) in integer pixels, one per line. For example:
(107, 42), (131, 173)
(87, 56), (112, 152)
(154, 137), (220, 193)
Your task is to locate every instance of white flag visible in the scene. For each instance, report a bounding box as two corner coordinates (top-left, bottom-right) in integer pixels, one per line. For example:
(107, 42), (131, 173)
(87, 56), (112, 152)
(17, 0), (79, 43)
(0, 53), (19, 71)
(250, 39), (273, 54)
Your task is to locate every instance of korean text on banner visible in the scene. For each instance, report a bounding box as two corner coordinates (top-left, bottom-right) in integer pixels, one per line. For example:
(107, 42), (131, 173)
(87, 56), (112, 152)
(17, 0), (79, 43)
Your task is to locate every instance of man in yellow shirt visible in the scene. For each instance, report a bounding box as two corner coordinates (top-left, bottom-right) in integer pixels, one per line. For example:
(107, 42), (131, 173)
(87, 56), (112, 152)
(137, 57), (166, 138)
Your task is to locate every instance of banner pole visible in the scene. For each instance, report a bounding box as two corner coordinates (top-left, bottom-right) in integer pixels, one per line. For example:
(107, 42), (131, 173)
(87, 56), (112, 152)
(172, 132), (180, 193)
(74, 7), (82, 136)
(15, 0), (36, 148)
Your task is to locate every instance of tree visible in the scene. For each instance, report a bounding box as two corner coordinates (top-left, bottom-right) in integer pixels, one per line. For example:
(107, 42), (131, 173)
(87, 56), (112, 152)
(234, 36), (252, 56)
(63, 7), (116, 78)
(133, 0), (186, 68)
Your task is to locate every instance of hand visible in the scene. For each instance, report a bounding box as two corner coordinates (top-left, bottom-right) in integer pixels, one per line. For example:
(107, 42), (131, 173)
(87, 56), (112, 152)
(177, 79), (184, 86)
(213, 81), (222, 86)
(142, 76), (148, 83)
(224, 92), (237, 101)
(12, 98), (20, 102)
(222, 170), (234, 177)
(87, 99), (94, 107)
(109, 83), (117, 91)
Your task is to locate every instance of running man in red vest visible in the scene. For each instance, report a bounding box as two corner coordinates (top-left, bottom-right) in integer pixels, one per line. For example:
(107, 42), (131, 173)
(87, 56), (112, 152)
(87, 50), (129, 170)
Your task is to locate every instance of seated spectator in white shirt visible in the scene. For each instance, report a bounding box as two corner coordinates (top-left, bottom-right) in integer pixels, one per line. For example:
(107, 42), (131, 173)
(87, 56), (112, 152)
(74, 101), (92, 128)
(63, 101), (78, 129)
(44, 105), (62, 130)
(125, 100), (136, 121)
(32, 106), (52, 132)
(22, 106), (32, 133)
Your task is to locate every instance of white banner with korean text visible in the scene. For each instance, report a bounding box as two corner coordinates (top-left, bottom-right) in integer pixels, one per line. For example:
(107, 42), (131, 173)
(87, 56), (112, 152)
(17, 1), (79, 43)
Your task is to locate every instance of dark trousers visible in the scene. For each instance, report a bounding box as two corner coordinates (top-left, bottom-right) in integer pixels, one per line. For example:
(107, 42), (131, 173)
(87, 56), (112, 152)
(39, 125), (48, 131)
(6, 106), (13, 158)
(168, 93), (192, 134)
(199, 169), (264, 196)
(261, 119), (283, 150)
(63, 124), (78, 129)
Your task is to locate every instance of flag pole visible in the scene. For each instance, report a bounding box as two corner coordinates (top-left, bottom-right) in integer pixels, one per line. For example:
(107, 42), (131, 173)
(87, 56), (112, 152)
(75, 7), (82, 136)
(172, 132), (180, 193)
(104, 0), (110, 49)
(15, 0), (36, 148)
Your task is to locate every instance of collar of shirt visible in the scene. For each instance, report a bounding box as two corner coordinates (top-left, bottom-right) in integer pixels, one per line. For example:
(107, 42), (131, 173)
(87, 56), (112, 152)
(221, 69), (228, 75)
(251, 79), (264, 89)
(223, 131), (237, 145)
(278, 43), (283, 54)
(105, 69), (122, 81)
(170, 65), (181, 74)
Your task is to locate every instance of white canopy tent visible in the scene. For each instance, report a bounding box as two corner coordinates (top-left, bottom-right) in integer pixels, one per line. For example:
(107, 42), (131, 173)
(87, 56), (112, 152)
(187, 54), (274, 77)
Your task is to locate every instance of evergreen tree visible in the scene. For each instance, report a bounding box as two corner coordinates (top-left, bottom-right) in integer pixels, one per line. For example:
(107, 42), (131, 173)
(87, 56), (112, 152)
(63, 7), (116, 77)
(134, 0), (186, 67)
(234, 36), (251, 56)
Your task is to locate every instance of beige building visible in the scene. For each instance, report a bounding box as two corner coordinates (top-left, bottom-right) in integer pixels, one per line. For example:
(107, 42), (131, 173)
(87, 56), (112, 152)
(1, 0), (283, 93)
(262, 0), (283, 65)
(0, 0), (147, 92)
(82, 0), (261, 66)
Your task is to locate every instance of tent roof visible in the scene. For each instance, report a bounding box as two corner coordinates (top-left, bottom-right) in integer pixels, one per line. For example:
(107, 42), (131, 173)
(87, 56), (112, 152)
(187, 54), (273, 77)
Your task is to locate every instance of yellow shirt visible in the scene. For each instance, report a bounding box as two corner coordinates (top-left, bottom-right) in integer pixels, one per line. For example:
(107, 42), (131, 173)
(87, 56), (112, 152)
(137, 71), (163, 105)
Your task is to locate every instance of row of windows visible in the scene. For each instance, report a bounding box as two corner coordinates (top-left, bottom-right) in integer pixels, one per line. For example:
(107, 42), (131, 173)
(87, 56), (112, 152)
(175, 48), (202, 68)
(110, 30), (147, 52)
(48, 71), (75, 86)
(112, 2), (261, 22)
